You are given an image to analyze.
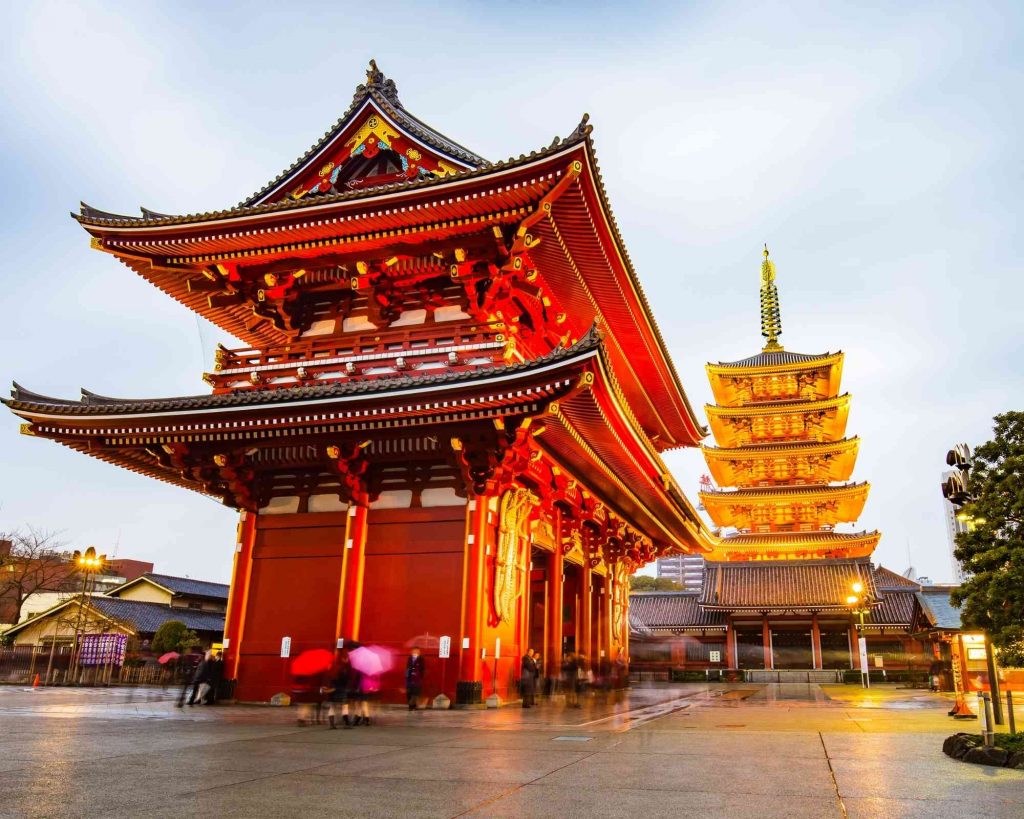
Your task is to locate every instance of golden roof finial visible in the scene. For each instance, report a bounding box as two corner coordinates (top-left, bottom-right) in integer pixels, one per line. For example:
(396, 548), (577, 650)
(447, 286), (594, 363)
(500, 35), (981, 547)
(760, 244), (783, 351)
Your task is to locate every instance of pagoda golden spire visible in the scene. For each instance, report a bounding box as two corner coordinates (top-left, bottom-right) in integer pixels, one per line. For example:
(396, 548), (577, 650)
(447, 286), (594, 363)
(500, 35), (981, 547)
(760, 244), (783, 352)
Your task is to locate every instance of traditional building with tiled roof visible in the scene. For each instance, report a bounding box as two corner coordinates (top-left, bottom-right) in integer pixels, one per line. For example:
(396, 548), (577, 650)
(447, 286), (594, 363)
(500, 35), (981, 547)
(4, 62), (716, 703)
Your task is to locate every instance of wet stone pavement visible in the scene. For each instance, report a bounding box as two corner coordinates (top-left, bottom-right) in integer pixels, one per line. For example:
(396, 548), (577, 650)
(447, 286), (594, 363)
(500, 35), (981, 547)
(0, 682), (1022, 818)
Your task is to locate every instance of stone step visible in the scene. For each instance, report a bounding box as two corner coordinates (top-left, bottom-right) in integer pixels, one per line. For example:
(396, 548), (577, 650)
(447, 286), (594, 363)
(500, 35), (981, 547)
(744, 669), (844, 683)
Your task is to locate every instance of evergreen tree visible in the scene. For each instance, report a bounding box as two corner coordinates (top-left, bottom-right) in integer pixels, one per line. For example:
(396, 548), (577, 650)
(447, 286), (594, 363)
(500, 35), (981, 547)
(951, 411), (1024, 667)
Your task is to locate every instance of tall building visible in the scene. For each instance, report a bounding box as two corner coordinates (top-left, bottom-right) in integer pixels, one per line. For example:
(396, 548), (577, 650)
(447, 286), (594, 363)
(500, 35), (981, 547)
(656, 554), (704, 590)
(941, 471), (968, 583)
(695, 248), (883, 669)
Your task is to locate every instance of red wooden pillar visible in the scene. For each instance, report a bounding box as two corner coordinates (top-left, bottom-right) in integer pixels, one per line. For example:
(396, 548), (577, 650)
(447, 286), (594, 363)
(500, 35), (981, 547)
(726, 621), (738, 668)
(223, 509), (257, 680)
(848, 621), (858, 669)
(337, 502), (369, 642)
(762, 616), (772, 669)
(545, 547), (564, 681)
(580, 561), (593, 669)
(811, 614), (823, 670)
(459, 495), (491, 686)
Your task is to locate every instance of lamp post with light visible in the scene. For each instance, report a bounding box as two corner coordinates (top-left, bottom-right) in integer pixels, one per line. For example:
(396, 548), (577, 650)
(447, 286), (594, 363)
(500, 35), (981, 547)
(846, 581), (872, 688)
(68, 546), (106, 683)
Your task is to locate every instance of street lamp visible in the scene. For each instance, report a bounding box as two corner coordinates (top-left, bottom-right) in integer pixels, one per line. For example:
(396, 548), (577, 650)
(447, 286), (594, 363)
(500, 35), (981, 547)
(847, 582), (872, 688)
(68, 546), (106, 682)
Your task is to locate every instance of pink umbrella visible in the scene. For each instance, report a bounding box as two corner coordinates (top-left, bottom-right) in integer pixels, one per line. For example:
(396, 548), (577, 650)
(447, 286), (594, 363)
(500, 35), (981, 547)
(349, 645), (393, 676)
(158, 651), (180, 665)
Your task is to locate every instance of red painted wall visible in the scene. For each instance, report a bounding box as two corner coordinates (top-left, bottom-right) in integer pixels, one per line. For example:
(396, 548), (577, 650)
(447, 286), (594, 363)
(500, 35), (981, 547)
(359, 506), (466, 702)
(235, 512), (345, 701)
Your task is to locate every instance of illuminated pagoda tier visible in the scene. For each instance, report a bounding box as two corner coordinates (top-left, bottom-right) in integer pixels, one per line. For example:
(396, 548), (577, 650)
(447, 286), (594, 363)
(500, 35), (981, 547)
(4, 62), (710, 702)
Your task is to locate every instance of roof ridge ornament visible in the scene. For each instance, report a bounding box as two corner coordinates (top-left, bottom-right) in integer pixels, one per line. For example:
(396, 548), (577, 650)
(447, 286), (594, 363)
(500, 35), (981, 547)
(568, 113), (592, 141)
(760, 244), (783, 352)
(355, 58), (401, 107)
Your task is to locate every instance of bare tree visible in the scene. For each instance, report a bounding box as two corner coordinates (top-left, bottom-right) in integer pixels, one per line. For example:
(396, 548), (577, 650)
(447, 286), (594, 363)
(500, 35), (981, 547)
(0, 527), (75, 625)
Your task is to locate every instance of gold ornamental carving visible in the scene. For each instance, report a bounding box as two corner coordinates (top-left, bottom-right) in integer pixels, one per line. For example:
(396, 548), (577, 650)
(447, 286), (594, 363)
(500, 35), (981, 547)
(494, 488), (538, 623)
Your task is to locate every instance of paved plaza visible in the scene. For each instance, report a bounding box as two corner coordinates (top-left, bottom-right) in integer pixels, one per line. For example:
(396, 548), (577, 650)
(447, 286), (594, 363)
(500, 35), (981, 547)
(1, 682), (1022, 818)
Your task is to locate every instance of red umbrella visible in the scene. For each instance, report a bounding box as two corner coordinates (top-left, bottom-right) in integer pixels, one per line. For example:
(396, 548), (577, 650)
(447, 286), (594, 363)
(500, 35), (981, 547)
(290, 649), (334, 677)
(158, 651), (180, 665)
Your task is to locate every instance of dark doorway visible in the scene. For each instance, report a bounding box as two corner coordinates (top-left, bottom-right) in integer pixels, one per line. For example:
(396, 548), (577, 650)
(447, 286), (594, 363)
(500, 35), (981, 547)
(735, 629), (765, 669)
(820, 629), (852, 669)
(771, 629), (813, 669)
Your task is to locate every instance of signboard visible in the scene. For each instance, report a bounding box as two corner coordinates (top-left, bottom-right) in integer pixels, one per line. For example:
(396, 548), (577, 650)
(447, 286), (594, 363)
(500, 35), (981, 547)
(462, 636), (470, 649)
(709, 650), (722, 663)
(79, 633), (127, 667)
(337, 638), (345, 649)
(873, 655), (884, 668)
(439, 636), (451, 659)
(858, 637), (869, 673)
(280, 636), (292, 658)
(495, 638), (501, 659)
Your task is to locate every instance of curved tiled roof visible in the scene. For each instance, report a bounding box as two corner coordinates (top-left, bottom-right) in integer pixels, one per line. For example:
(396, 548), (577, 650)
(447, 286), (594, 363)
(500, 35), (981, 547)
(701, 481), (868, 499)
(719, 530), (880, 546)
(4, 596), (225, 639)
(863, 590), (916, 628)
(915, 588), (962, 630)
(4, 329), (600, 417)
(140, 573), (229, 600)
(872, 566), (922, 591)
(629, 592), (727, 629)
(702, 437), (859, 456)
(90, 597), (225, 633)
(700, 558), (876, 610)
(712, 349), (839, 369)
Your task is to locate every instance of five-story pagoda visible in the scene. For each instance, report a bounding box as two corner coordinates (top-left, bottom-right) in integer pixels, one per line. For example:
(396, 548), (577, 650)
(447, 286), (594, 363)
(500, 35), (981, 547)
(698, 249), (882, 670)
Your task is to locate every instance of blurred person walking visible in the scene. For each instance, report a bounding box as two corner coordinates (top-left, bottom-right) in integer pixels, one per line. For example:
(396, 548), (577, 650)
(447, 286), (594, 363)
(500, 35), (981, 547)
(562, 652), (578, 708)
(520, 648), (537, 708)
(327, 651), (356, 729)
(177, 651), (211, 707)
(204, 651), (224, 704)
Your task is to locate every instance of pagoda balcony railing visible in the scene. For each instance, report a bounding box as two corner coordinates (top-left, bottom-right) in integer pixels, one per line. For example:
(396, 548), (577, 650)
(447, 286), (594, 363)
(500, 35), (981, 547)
(205, 320), (515, 393)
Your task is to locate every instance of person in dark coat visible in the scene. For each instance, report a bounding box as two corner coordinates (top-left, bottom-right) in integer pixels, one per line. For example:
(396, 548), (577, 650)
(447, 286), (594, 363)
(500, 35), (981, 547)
(520, 648), (537, 708)
(405, 646), (426, 710)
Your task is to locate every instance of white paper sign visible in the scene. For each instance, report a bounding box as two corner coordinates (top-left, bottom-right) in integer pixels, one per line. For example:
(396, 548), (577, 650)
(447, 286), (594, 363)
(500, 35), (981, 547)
(495, 638), (501, 659)
(709, 650), (721, 663)
(439, 636), (451, 659)
(280, 636), (292, 658)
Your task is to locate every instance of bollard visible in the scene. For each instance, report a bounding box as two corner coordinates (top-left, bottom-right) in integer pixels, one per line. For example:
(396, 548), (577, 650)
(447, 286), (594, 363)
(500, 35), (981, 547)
(981, 692), (996, 747)
(978, 693), (992, 746)
(1008, 691), (1016, 734)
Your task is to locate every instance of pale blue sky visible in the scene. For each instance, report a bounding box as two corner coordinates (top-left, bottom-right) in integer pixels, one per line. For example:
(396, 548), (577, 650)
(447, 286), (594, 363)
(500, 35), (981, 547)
(1, 1), (1021, 583)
